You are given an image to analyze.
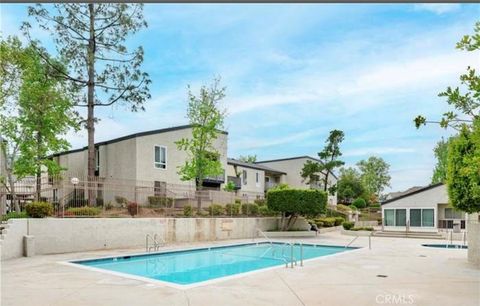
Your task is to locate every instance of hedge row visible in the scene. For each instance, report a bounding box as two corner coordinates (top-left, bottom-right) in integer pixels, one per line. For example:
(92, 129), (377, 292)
(267, 188), (327, 215)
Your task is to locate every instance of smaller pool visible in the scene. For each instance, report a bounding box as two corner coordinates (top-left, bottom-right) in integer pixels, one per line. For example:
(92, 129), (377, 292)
(422, 244), (467, 249)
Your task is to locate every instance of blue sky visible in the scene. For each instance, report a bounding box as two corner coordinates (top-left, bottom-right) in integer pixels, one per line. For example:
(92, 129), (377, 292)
(1, 3), (479, 192)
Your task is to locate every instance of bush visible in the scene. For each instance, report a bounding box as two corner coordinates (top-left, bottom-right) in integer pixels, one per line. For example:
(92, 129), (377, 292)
(342, 221), (355, 230)
(208, 204), (224, 216)
(241, 203), (259, 215)
(315, 217), (336, 227)
(258, 205), (275, 216)
(369, 203), (381, 209)
(351, 227), (374, 231)
(127, 202), (139, 217)
(352, 198), (367, 209)
(183, 205), (193, 217)
(336, 204), (352, 213)
(225, 203), (241, 215)
(25, 202), (53, 218)
(67, 206), (101, 216)
(67, 198), (89, 207)
(234, 199), (242, 205)
(147, 196), (173, 207)
(114, 196), (128, 206)
(326, 207), (348, 218)
(254, 198), (266, 206)
(334, 217), (345, 226)
(267, 188), (327, 216)
(1, 211), (28, 221)
(105, 201), (113, 210)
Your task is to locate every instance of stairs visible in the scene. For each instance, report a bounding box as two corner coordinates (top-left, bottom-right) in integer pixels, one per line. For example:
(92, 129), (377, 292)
(373, 230), (444, 240)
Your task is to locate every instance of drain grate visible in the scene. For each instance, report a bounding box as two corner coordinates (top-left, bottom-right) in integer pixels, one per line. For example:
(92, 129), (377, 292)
(376, 274), (388, 278)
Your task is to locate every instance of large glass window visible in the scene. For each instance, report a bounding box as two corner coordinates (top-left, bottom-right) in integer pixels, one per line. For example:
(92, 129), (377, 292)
(410, 209), (422, 227)
(242, 170), (247, 185)
(154, 146), (167, 169)
(422, 209), (434, 227)
(395, 209), (406, 226)
(384, 209), (395, 226)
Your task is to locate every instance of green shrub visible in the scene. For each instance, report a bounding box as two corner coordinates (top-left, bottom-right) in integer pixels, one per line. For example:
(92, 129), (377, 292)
(258, 205), (275, 216)
(225, 203), (241, 215)
(234, 199), (242, 205)
(334, 217), (345, 226)
(352, 198), (367, 209)
(315, 217), (336, 227)
(1, 211), (28, 221)
(114, 196), (128, 206)
(25, 202), (53, 218)
(342, 221), (355, 230)
(197, 210), (209, 217)
(369, 203), (381, 209)
(351, 227), (374, 231)
(67, 206), (101, 216)
(67, 198), (88, 207)
(105, 201), (113, 210)
(127, 202), (139, 217)
(241, 203), (259, 215)
(254, 198), (266, 206)
(223, 181), (236, 192)
(336, 204), (352, 213)
(208, 204), (224, 216)
(183, 205), (193, 217)
(267, 188), (327, 216)
(147, 196), (173, 207)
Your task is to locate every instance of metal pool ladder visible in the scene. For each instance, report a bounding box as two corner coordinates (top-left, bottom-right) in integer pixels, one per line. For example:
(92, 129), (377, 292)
(146, 234), (165, 252)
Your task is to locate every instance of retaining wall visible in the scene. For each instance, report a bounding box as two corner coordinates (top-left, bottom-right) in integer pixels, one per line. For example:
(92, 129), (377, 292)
(0, 217), (279, 260)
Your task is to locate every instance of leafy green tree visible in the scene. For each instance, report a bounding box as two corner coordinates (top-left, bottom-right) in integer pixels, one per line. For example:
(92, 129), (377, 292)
(301, 130), (345, 195)
(238, 155), (257, 163)
(176, 79), (227, 212)
(337, 167), (365, 204)
(0, 37), (77, 209)
(431, 138), (451, 184)
(357, 156), (391, 199)
(447, 119), (480, 213)
(22, 4), (151, 205)
(414, 22), (479, 130)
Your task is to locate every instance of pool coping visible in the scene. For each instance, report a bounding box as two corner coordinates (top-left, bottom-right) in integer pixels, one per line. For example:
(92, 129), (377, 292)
(58, 241), (364, 290)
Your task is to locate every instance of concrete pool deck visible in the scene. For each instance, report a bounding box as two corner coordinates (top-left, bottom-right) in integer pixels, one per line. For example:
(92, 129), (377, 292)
(1, 231), (479, 306)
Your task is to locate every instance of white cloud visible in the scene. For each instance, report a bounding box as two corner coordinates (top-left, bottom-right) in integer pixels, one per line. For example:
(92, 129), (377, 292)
(414, 4), (461, 15)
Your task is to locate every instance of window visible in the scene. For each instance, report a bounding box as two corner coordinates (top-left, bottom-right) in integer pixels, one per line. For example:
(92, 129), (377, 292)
(256, 172), (259, 183)
(395, 209), (406, 226)
(154, 181), (166, 196)
(445, 208), (464, 219)
(410, 209), (422, 227)
(154, 146), (167, 169)
(242, 170), (247, 185)
(384, 209), (395, 226)
(422, 209), (434, 227)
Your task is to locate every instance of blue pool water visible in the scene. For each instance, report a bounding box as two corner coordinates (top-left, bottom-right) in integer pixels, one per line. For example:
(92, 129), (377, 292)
(73, 242), (356, 285)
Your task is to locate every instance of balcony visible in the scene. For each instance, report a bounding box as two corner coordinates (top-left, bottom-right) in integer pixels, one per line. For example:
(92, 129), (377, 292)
(265, 182), (278, 191)
(227, 176), (241, 190)
(203, 169), (225, 185)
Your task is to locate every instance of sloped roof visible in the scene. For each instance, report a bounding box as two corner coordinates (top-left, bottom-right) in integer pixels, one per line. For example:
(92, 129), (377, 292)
(381, 183), (444, 205)
(227, 158), (286, 175)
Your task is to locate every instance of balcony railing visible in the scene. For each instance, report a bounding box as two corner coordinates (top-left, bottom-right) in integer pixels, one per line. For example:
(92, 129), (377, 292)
(265, 182), (278, 191)
(203, 169), (225, 184)
(227, 176), (241, 190)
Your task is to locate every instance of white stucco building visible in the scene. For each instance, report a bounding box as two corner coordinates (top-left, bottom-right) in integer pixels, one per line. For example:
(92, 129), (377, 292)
(381, 183), (466, 232)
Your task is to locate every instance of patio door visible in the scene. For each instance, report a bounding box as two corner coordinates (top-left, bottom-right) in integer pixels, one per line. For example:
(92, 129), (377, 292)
(395, 209), (406, 226)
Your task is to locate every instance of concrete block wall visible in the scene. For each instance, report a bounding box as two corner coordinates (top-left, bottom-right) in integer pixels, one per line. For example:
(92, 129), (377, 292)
(1, 217), (280, 260)
(467, 213), (480, 268)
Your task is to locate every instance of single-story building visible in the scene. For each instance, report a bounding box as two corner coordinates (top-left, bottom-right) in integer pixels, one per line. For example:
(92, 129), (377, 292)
(381, 183), (466, 232)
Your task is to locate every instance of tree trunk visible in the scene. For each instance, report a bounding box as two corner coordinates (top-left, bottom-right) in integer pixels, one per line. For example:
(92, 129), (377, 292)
(196, 179), (203, 214)
(86, 3), (96, 206)
(35, 131), (41, 202)
(7, 173), (19, 213)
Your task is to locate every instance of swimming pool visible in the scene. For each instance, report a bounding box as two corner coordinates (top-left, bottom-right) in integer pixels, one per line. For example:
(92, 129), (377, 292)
(70, 242), (357, 287)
